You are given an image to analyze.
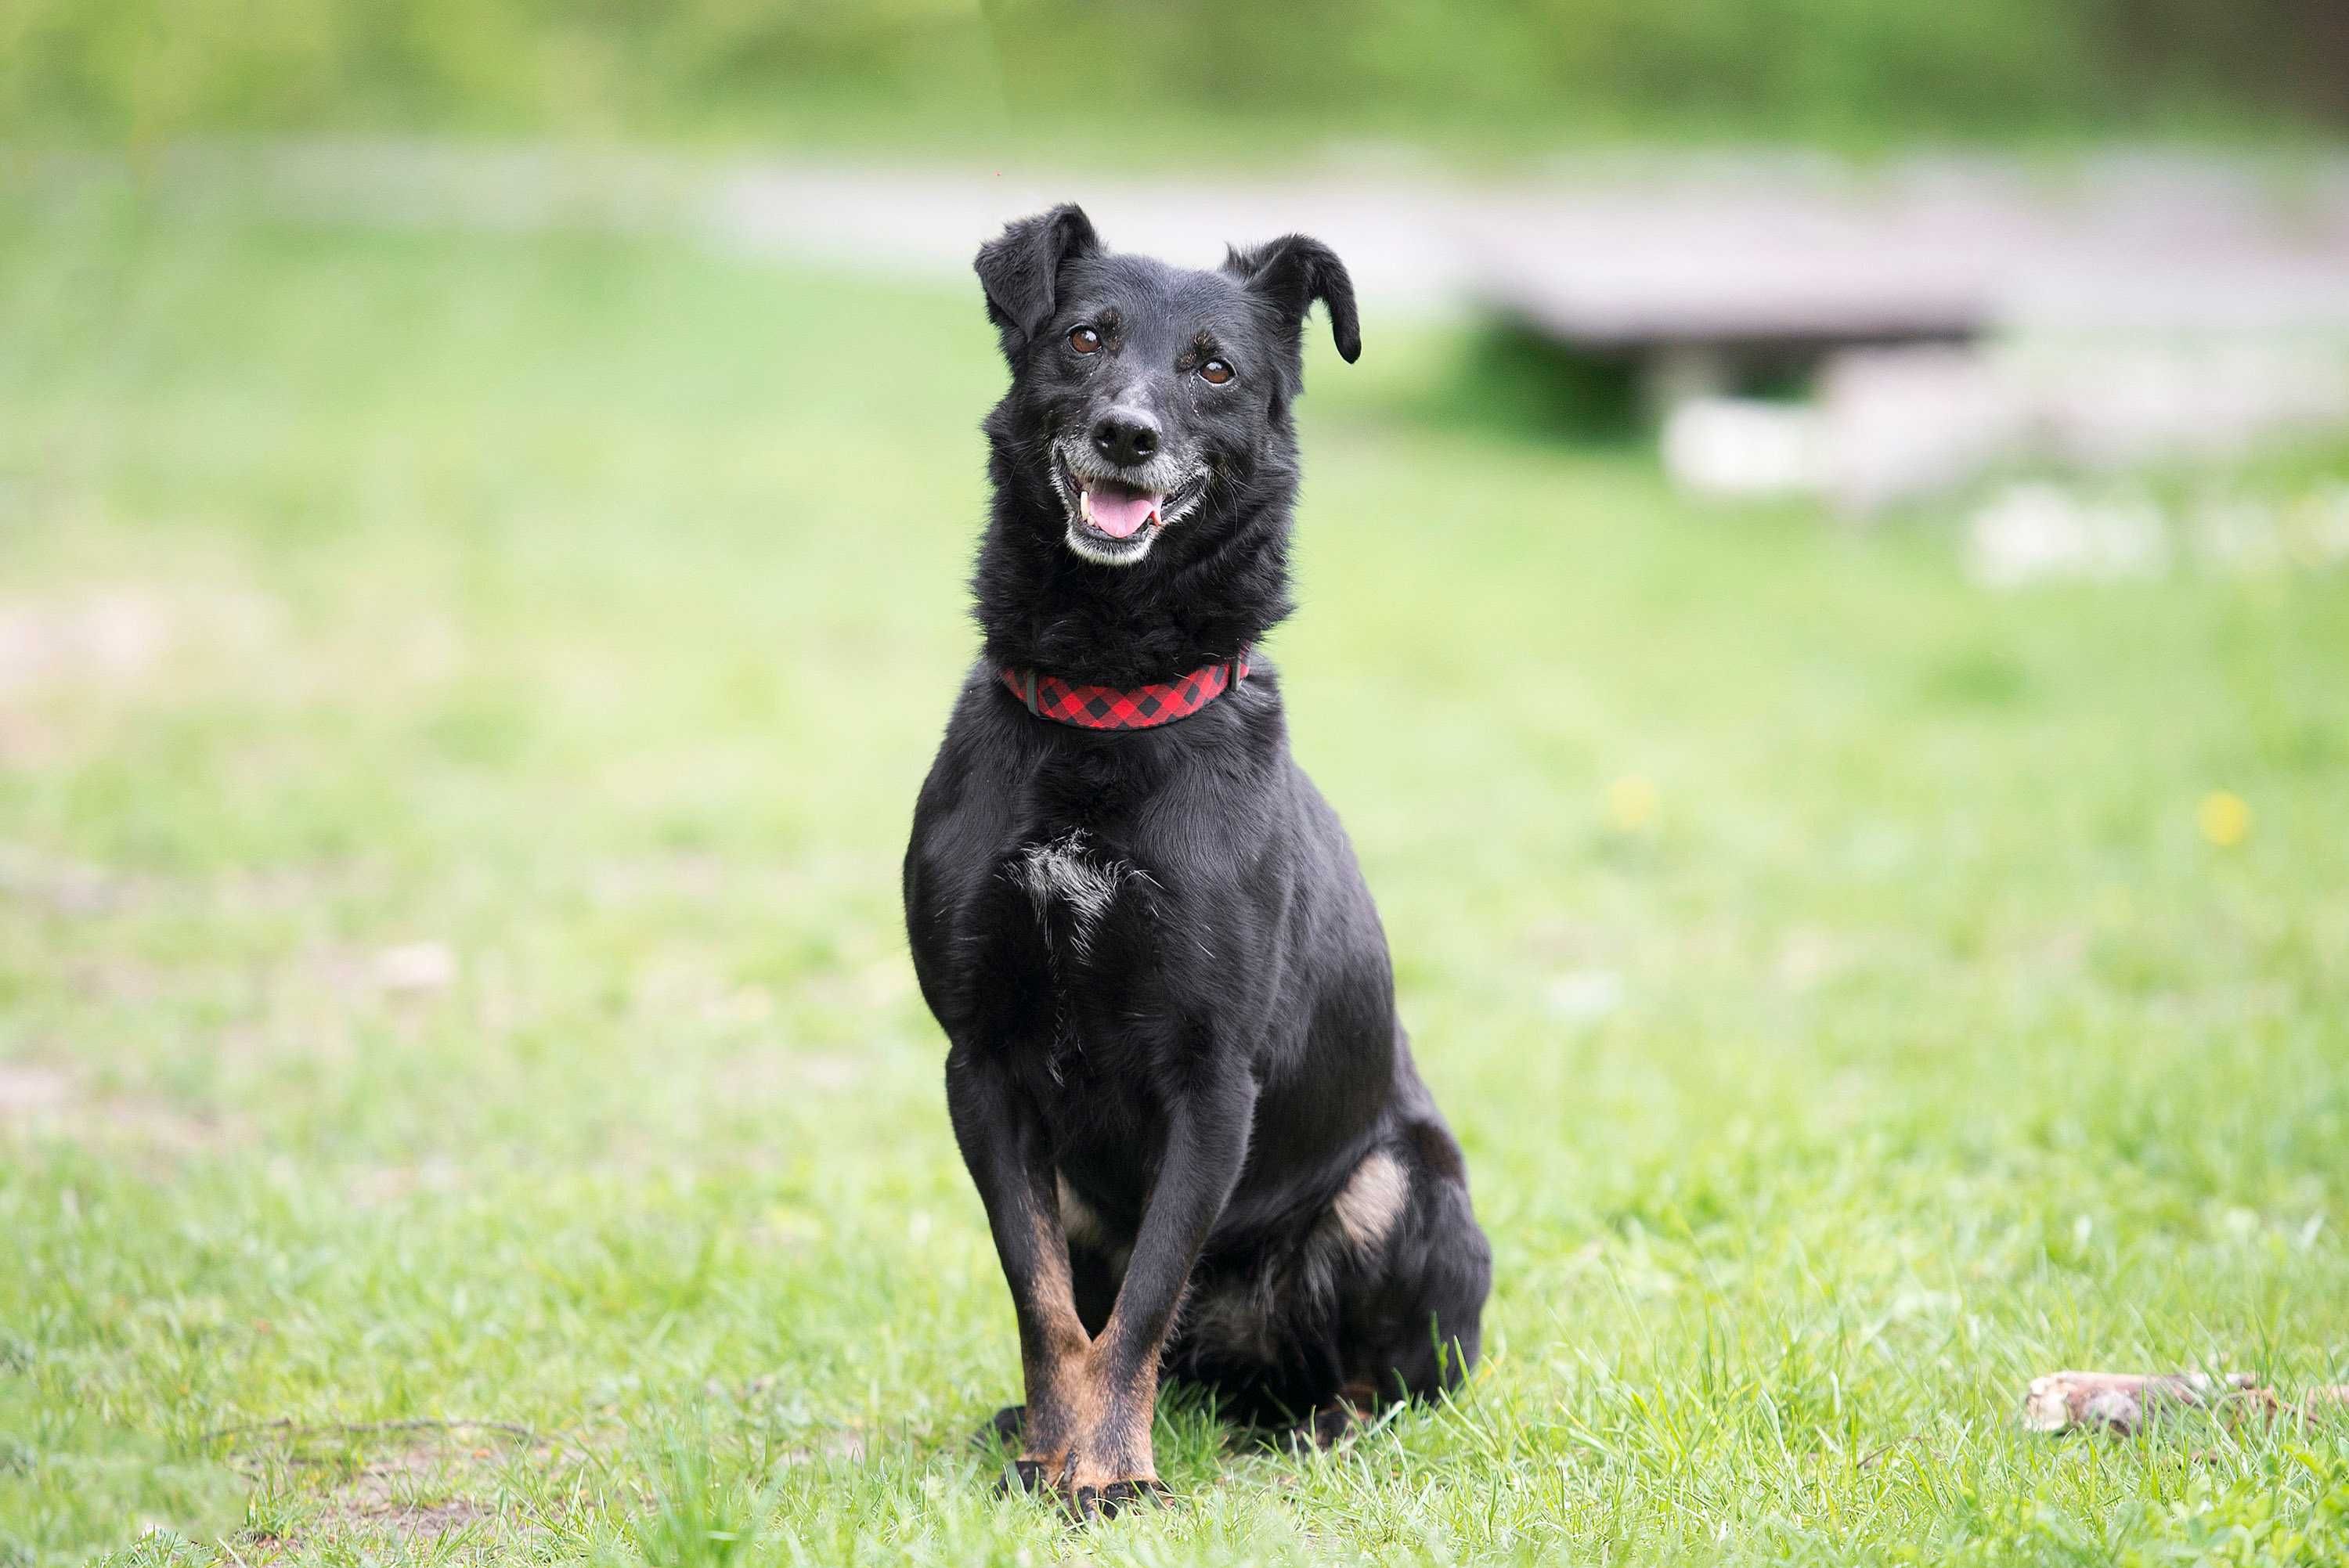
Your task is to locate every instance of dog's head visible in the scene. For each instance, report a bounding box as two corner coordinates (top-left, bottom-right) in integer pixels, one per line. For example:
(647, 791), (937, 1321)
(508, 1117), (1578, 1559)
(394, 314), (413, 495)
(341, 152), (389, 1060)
(976, 204), (1359, 568)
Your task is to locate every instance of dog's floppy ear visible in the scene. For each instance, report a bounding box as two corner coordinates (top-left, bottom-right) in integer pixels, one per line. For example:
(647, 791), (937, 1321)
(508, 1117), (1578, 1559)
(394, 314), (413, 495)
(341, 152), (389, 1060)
(975, 204), (1101, 361)
(1225, 235), (1361, 365)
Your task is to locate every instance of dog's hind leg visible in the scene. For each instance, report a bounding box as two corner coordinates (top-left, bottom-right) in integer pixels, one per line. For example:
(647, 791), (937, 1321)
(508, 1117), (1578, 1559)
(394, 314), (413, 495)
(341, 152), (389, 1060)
(972, 1402), (1027, 1453)
(1309, 1120), (1491, 1444)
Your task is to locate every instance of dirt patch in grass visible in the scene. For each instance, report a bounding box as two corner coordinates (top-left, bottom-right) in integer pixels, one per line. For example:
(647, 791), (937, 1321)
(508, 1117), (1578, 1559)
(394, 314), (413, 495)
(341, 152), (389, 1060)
(0, 1063), (75, 1117)
(227, 1423), (598, 1557)
(0, 582), (288, 695)
(0, 588), (173, 695)
(313, 1447), (494, 1544)
(0, 843), (144, 915)
(0, 1061), (247, 1157)
(0, 580), (287, 765)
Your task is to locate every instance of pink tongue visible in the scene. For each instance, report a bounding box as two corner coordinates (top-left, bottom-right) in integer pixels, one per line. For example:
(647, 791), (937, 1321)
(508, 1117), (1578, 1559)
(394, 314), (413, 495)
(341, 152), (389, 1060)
(1088, 486), (1160, 539)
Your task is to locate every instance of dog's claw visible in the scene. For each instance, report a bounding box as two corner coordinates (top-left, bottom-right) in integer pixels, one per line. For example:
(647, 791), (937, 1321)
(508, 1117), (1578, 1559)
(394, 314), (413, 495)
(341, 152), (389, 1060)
(1297, 1400), (1368, 1451)
(997, 1457), (1052, 1497)
(1102, 1478), (1170, 1514)
(1070, 1477), (1169, 1520)
(1002, 1464), (1170, 1520)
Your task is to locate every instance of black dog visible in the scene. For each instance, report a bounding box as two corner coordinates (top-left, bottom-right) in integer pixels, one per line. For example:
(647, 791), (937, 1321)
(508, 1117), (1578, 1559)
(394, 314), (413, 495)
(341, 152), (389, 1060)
(903, 205), (1489, 1516)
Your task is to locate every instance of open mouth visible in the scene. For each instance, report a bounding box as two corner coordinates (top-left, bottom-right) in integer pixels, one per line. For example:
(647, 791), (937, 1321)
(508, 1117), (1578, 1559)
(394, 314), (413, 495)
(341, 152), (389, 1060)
(1052, 450), (1203, 565)
(1076, 476), (1164, 542)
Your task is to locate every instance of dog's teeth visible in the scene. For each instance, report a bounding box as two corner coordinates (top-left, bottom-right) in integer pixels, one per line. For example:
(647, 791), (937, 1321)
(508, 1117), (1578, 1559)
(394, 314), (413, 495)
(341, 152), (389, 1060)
(1080, 488), (1093, 524)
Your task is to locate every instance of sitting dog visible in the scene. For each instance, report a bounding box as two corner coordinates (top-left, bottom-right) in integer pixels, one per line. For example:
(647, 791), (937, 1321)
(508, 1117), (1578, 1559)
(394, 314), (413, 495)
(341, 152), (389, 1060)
(903, 204), (1490, 1517)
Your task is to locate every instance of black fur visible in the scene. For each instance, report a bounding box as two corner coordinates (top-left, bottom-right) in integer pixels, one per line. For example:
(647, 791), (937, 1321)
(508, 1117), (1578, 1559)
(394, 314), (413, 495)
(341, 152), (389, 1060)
(904, 205), (1488, 1509)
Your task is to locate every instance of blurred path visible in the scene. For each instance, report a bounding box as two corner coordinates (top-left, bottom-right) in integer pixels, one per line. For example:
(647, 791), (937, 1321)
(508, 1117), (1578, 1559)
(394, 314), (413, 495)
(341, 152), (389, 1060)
(709, 150), (2349, 336)
(22, 140), (2349, 333)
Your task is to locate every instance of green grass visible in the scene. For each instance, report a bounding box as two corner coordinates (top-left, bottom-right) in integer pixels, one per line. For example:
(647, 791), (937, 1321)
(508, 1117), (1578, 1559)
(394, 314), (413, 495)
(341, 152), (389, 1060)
(3, 189), (2348, 1566)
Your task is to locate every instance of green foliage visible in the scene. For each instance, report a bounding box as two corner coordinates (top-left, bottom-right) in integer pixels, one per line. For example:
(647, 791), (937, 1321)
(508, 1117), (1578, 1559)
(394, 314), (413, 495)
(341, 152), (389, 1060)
(1, 0), (2342, 147)
(2, 193), (2347, 1565)
(1423, 325), (1647, 444)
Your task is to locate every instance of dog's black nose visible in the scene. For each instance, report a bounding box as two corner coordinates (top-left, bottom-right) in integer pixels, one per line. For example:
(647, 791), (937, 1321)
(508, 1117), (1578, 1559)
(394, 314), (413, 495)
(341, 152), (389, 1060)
(1091, 410), (1160, 467)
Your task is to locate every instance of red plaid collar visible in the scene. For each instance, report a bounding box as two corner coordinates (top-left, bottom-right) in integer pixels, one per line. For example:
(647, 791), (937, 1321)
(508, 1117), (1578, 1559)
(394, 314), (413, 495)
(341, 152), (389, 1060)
(1001, 649), (1250, 730)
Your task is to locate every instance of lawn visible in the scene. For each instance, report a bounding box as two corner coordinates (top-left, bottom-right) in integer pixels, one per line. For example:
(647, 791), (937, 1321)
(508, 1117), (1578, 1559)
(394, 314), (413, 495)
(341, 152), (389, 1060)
(3, 187), (2347, 1566)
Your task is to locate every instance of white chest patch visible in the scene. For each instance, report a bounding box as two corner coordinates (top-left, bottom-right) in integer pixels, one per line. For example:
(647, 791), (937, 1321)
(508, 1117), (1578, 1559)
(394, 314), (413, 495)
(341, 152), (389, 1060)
(1012, 830), (1146, 957)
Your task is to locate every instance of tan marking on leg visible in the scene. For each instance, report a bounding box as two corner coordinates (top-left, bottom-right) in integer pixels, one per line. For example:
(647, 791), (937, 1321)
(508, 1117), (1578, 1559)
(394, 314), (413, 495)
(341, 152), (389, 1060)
(1024, 1202), (1088, 1350)
(1062, 1343), (1161, 1494)
(1016, 1192), (1097, 1473)
(1330, 1151), (1410, 1253)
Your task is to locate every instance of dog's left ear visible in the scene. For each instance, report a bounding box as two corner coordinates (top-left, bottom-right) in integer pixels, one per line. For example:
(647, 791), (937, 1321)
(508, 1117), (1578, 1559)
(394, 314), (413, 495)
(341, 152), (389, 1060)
(975, 204), (1102, 362)
(1225, 235), (1361, 365)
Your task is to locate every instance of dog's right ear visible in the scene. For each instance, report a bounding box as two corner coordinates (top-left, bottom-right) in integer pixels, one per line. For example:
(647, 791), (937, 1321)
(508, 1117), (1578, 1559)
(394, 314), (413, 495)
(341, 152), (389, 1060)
(975, 204), (1101, 362)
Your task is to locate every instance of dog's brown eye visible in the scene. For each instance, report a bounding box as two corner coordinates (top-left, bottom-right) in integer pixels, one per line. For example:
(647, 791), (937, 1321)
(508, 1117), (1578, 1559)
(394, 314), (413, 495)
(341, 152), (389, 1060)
(1200, 359), (1234, 385)
(1069, 326), (1102, 355)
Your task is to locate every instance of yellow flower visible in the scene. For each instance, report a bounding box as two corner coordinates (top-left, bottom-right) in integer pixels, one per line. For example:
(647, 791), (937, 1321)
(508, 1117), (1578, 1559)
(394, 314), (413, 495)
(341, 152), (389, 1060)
(2197, 790), (2251, 849)
(1607, 773), (1659, 833)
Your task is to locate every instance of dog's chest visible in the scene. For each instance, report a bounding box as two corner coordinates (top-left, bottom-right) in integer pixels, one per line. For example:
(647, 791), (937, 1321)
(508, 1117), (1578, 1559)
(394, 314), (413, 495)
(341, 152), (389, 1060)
(1009, 828), (1147, 961)
(989, 825), (1179, 1096)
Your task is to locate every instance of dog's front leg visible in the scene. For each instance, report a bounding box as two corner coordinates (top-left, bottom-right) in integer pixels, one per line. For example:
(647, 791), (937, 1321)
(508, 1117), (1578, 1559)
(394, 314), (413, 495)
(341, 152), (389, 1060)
(1062, 1071), (1258, 1514)
(944, 1043), (1095, 1490)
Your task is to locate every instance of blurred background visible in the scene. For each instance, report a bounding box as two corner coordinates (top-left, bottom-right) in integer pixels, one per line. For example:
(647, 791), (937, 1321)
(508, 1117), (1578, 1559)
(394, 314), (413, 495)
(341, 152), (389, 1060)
(5, 5), (2349, 1565)
(13, 0), (2349, 521)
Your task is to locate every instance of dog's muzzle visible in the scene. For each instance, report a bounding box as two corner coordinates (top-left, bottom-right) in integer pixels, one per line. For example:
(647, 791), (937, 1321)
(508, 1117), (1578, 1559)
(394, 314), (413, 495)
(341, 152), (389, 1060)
(1051, 444), (1205, 566)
